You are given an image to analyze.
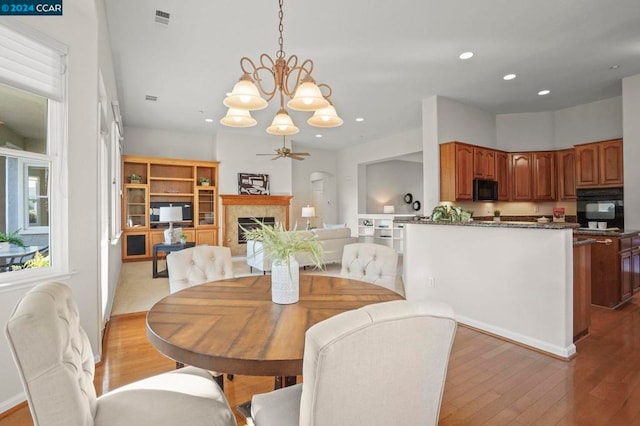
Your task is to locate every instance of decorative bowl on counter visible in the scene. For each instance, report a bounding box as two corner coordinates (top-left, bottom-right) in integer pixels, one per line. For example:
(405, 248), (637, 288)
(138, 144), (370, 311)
(537, 217), (550, 224)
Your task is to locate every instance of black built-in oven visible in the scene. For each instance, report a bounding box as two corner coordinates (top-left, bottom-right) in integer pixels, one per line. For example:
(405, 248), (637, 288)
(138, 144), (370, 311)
(576, 187), (624, 229)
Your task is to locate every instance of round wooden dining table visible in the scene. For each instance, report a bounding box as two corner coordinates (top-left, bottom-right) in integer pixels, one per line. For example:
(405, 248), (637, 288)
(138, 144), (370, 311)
(146, 274), (403, 377)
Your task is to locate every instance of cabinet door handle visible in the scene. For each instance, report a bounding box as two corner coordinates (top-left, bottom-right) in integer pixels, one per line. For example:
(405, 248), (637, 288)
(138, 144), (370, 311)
(596, 239), (613, 245)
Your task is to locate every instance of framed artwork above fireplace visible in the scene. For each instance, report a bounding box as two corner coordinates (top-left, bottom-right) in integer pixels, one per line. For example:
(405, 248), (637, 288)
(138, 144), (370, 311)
(238, 173), (270, 195)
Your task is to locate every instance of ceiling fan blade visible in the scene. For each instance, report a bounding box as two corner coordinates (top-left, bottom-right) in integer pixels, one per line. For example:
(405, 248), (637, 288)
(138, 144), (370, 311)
(289, 155), (306, 160)
(256, 153), (275, 156)
(271, 154), (284, 160)
(289, 152), (310, 156)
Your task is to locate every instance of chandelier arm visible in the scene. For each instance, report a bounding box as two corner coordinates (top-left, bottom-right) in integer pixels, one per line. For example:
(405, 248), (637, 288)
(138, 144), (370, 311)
(316, 83), (333, 100)
(285, 60), (314, 95)
(238, 55), (278, 101)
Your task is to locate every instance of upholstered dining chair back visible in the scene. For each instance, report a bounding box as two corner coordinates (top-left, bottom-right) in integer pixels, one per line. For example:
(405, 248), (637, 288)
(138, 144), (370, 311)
(5, 282), (237, 426)
(251, 300), (457, 426)
(340, 243), (398, 292)
(167, 245), (234, 293)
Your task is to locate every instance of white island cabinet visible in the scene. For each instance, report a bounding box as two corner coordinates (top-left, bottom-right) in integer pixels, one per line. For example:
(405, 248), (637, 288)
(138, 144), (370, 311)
(402, 220), (576, 359)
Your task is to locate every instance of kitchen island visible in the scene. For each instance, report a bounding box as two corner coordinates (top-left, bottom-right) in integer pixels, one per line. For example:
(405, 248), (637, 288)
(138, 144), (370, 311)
(401, 219), (580, 359)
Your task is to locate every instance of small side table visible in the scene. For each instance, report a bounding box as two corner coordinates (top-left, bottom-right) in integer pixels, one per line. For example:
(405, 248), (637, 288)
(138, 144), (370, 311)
(152, 242), (196, 278)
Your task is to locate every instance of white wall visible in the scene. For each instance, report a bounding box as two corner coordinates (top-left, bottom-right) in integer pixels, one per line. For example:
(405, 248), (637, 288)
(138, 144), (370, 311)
(123, 126), (216, 160)
(366, 160), (423, 214)
(404, 223), (575, 358)
(338, 127), (422, 233)
(0, 0), (112, 411)
(291, 146), (337, 229)
(623, 75), (640, 230)
(496, 111), (555, 151)
(553, 96), (622, 147)
(216, 131), (292, 196)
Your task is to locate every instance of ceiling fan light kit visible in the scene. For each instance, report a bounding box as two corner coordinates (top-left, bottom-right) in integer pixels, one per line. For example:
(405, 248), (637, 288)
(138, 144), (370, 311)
(221, 0), (343, 136)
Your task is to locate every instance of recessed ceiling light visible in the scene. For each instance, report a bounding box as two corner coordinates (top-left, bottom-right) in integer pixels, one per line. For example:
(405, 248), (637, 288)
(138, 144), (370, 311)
(315, 134), (323, 138)
(538, 89), (550, 96)
(503, 74), (517, 80)
(459, 51), (474, 60)
(205, 118), (214, 123)
(609, 64), (620, 70)
(355, 117), (364, 122)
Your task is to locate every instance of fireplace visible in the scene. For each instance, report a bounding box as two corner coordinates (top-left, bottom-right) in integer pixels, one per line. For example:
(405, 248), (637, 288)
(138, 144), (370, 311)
(237, 217), (275, 244)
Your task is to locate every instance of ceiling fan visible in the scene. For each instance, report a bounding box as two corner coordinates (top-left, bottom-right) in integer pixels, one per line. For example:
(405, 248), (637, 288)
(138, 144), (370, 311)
(257, 137), (310, 161)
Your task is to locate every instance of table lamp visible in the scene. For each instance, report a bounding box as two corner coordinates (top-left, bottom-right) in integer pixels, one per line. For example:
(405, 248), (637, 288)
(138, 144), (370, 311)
(159, 205), (183, 244)
(383, 205), (395, 214)
(301, 205), (316, 230)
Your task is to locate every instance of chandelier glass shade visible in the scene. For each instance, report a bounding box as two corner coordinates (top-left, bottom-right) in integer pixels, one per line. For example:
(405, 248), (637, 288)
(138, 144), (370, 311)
(220, 0), (342, 136)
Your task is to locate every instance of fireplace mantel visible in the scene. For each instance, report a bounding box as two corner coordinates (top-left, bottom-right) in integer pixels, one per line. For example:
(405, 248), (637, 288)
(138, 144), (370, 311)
(220, 194), (293, 206)
(220, 194), (293, 255)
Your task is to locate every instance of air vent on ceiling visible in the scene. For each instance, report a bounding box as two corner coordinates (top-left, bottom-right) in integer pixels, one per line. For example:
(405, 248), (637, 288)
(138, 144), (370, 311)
(155, 10), (170, 25)
(145, 95), (158, 102)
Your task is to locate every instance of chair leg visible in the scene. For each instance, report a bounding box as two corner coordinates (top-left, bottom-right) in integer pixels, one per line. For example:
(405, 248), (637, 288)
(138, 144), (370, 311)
(214, 374), (224, 391)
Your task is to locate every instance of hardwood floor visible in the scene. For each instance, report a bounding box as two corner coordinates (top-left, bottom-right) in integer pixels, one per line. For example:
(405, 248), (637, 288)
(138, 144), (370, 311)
(3, 298), (640, 425)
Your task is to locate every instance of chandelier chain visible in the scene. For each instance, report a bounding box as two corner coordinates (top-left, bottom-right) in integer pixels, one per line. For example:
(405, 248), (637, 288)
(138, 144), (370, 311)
(277, 0), (285, 59)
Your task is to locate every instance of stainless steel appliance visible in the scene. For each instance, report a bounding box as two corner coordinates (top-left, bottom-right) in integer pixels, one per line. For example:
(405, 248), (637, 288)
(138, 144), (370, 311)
(576, 187), (624, 229)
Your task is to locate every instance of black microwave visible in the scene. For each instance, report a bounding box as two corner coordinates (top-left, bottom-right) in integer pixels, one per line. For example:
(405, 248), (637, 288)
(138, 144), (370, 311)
(473, 179), (498, 201)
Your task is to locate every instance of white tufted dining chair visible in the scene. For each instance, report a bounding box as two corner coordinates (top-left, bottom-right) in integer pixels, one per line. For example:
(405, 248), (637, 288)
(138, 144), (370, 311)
(166, 245), (235, 387)
(250, 300), (457, 426)
(340, 243), (399, 293)
(166, 245), (234, 294)
(5, 282), (237, 426)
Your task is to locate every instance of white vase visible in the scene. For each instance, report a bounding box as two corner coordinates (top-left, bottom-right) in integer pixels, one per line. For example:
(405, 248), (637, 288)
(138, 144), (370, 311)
(271, 256), (299, 304)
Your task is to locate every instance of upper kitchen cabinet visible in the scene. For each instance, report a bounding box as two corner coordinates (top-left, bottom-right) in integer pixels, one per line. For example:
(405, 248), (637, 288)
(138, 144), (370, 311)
(509, 153), (533, 201)
(440, 142), (474, 201)
(556, 149), (576, 200)
(509, 152), (556, 201)
(496, 152), (509, 201)
(473, 147), (496, 180)
(575, 139), (623, 188)
(532, 152), (556, 201)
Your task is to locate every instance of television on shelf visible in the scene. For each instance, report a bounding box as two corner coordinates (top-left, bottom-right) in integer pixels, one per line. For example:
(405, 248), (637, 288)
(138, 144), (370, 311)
(150, 202), (193, 227)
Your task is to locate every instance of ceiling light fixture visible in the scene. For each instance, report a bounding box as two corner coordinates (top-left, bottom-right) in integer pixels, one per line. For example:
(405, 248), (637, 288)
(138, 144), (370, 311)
(503, 73), (517, 80)
(221, 0), (342, 135)
(538, 89), (551, 96)
(355, 117), (364, 122)
(459, 51), (474, 60)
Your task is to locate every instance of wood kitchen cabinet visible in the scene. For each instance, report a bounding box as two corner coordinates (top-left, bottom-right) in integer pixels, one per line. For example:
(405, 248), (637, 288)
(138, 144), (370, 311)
(496, 152), (509, 201)
(590, 232), (639, 309)
(532, 152), (556, 201)
(440, 142), (474, 201)
(473, 147), (496, 180)
(573, 242), (592, 341)
(509, 153), (533, 201)
(556, 149), (576, 200)
(575, 139), (623, 188)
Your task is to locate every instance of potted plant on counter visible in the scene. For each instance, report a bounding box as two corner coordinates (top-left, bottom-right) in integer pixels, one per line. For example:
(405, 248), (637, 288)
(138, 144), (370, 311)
(242, 221), (323, 304)
(198, 177), (210, 186)
(493, 210), (501, 222)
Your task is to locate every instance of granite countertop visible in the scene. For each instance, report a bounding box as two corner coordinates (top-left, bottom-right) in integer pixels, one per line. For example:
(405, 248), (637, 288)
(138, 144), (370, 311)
(573, 237), (597, 247)
(573, 228), (640, 238)
(396, 218), (580, 230)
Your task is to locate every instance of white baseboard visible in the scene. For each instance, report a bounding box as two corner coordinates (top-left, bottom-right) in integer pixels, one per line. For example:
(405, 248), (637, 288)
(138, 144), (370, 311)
(456, 314), (576, 359)
(0, 392), (26, 416)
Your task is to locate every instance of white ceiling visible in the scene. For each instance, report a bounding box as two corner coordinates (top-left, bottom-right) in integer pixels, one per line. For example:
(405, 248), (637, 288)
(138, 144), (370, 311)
(104, 0), (640, 150)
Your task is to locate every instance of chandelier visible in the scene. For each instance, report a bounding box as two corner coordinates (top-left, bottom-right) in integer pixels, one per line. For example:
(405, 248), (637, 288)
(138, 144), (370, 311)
(220, 0), (343, 135)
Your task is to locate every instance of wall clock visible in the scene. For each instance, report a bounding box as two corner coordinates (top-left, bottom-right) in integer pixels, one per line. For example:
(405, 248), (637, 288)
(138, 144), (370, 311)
(412, 200), (421, 211)
(404, 193), (413, 204)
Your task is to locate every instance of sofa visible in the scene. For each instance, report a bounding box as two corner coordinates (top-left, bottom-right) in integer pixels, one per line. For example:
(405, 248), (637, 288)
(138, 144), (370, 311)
(246, 227), (358, 273)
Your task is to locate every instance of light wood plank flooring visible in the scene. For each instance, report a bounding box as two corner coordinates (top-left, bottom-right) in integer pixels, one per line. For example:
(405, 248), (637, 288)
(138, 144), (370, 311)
(2, 298), (640, 425)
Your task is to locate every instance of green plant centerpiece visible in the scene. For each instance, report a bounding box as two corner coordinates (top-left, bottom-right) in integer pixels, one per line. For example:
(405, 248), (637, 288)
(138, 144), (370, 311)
(493, 210), (501, 222)
(198, 177), (210, 186)
(0, 229), (25, 248)
(429, 204), (473, 223)
(242, 220), (323, 304)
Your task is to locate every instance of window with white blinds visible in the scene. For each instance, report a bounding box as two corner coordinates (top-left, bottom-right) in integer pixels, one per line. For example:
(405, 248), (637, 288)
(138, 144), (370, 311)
(0, 21), (66, 101)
